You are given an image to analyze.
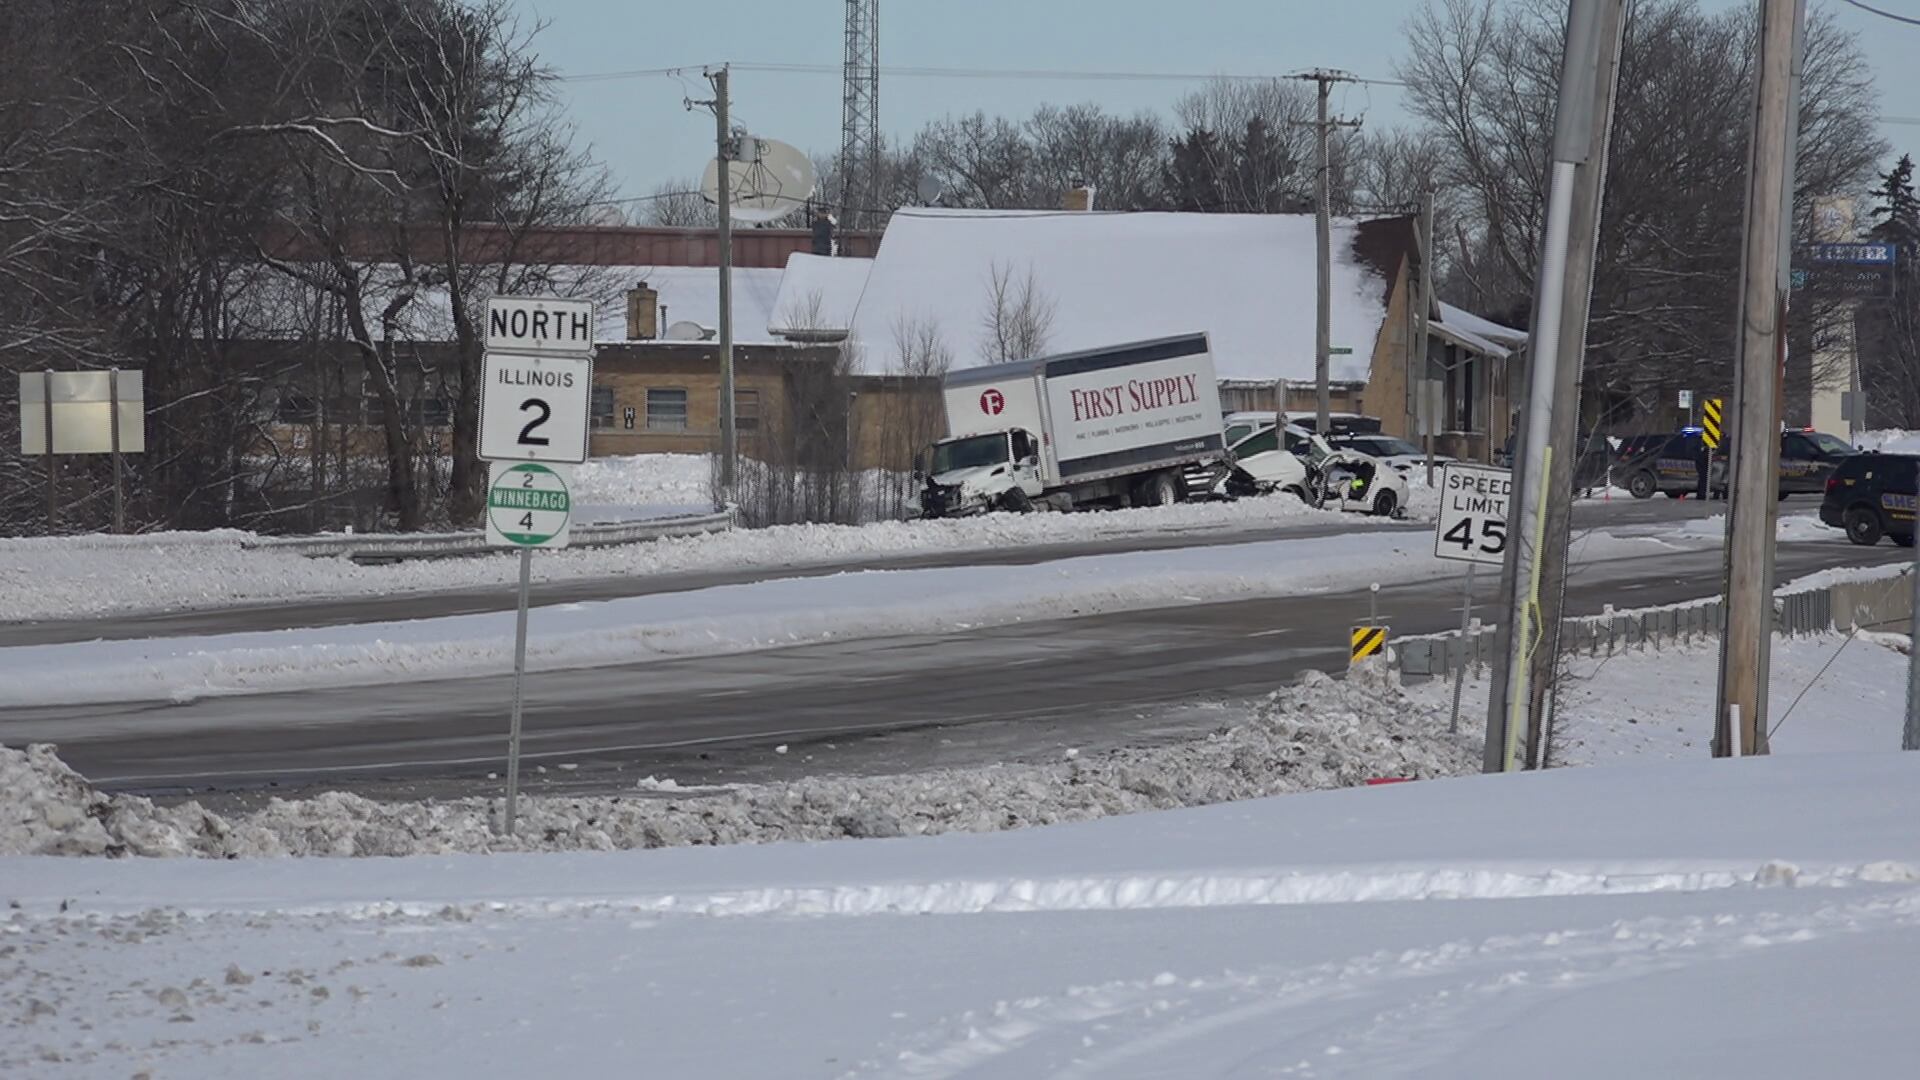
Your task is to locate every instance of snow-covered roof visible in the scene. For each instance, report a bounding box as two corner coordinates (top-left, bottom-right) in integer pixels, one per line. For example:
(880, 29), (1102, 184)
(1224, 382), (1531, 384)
(844, 209), (1391, 381)
(1437, 301), (1527, 349)
(598, 265), (783, 345)
(768, 253), (872, 338)
(219, 263), (785, 347)
(1429, 315), (1509, 359)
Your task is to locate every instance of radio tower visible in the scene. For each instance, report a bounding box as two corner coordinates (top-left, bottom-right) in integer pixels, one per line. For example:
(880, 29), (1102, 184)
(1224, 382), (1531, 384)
(839, 0), (879, 233)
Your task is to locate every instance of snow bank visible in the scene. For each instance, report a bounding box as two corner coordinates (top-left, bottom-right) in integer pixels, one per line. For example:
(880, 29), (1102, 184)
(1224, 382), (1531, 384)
(0, 491), (1370, 623)
(568, 453), (712, 518)
(0, 667), (1477, 858)
(1663, 510), (1834, 543)
(1853, 429), (1917, 452)
(1778, 561), (1908, 594)
(0, 744), (258, 857)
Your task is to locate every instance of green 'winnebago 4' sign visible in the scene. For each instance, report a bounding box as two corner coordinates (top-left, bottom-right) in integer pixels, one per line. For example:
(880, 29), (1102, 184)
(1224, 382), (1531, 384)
(486, 461), (573, 548)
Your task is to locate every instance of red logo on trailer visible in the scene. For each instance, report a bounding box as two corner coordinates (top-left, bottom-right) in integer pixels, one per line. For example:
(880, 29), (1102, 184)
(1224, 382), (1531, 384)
(979, 389), (1005, 415)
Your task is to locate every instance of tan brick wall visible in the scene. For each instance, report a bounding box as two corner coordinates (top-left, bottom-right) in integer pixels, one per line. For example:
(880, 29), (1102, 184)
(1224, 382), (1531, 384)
(1362, 254), (1414, 439)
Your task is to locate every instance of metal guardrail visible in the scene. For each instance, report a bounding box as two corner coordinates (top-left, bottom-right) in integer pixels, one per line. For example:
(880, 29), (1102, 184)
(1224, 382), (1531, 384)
(1396, 568), (1913, 678)
(241, 509), (735, 563)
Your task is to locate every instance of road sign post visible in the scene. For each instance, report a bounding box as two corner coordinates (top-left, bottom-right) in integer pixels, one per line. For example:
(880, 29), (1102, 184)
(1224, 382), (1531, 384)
(486, 460), (575, 835)
(1436, 463), (1512, 744)
(479, 295), (593, 835)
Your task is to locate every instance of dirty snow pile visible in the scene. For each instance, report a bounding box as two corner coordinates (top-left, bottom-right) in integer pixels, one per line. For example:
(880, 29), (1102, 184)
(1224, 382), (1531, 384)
(1, 669), (1475, 859)
(0, 745), (249, 858)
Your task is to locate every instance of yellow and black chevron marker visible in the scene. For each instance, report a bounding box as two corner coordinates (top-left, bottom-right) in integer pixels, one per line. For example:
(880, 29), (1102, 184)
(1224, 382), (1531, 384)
(1701, 397), (1724, 450)
(1350, 625), (1388, 666)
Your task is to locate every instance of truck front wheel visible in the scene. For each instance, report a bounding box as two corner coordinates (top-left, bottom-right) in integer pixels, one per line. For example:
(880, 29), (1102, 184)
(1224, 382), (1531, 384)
(1142, 471), (1180, 508)
(999, 489), (1034, 513)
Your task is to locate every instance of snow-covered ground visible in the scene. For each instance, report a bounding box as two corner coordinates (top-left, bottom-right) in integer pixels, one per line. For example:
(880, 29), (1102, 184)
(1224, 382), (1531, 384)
(7, 624), (1920, 1075)
(0, 526), (1690, 707)
(6, 745), (1919, 1077)
(1414, 631), (1912, 764)
(567, 451), (713, 519)
(1, 486), (1378, 624)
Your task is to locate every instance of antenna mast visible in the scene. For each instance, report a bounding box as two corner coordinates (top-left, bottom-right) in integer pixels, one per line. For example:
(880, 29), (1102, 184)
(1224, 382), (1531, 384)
(840, 0), (879, 232)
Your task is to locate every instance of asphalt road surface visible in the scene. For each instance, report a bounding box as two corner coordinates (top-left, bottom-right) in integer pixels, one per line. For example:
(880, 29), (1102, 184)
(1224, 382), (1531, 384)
(3, 493), (1732, 646)
(2, 528), (1898, 796)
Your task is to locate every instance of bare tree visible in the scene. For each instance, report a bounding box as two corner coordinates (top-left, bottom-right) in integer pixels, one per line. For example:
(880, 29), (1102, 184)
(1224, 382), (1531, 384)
(979, 262), (1057, 363)
(1399, 0), (1886, 419)
(640, 176), (716, 228)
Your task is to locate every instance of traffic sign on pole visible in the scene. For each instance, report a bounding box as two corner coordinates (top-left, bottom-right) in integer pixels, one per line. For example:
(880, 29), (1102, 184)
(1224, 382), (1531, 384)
(1701, 397), (1724, 450)
(480, 351), (593, 464)
(485, 461), (573, 549)
(480, 295), (594, 834)
(485, 295), (595, 355)
(1434, 463), (1511, 566)
(480, 295), (594, 464)
(484, 458), (573, 836)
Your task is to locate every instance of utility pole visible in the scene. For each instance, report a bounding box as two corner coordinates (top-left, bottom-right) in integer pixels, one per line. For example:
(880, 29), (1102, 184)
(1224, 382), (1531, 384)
(1489, 0), (1628, 771)
(1417, 191), (1436, 486)
(1715, 0), (1806, 758)
(1291, 71), (1361, 435)
(708, 65), (739, 502)
(1484, 0), (1619, 773)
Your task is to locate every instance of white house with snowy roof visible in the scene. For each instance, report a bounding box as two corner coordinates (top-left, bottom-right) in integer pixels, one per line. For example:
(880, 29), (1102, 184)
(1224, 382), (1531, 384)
(770, 207), (1525, 461)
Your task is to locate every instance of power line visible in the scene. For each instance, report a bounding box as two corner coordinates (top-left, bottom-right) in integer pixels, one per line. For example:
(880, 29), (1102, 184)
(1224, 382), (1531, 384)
(562, 64), (718, 84)
(1837, 0), (1920, 28)
(561, 60), (1405, 88)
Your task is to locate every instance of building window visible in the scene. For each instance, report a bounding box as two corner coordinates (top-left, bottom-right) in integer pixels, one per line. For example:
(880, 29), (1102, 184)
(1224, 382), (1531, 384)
(735, 388), (760, 432)
(591, 385), (616, 429)
(646, 387), (689, 432)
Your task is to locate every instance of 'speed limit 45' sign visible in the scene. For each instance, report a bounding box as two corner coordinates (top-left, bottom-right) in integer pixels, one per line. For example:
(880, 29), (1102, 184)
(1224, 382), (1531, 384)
(479, 296), (595, 464)
(1434, 463), (1511, 565)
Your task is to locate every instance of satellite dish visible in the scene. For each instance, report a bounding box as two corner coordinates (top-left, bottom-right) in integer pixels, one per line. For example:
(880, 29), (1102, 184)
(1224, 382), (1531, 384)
(914, 174), (944, 206)
(664, 320), (713, 341)
(701, 136), (815, 224)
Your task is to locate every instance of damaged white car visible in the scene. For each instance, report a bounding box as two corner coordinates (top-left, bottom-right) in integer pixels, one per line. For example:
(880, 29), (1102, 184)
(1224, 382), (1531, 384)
(1217, 423), (1409, 518)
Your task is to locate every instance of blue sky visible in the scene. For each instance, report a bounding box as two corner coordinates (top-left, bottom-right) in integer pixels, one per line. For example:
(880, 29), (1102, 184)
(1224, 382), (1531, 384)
(518, 0), (1918, 209)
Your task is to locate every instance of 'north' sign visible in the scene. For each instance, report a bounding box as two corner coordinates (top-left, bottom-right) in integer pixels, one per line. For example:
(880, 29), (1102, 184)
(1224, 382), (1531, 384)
(485, 296), (595, 355)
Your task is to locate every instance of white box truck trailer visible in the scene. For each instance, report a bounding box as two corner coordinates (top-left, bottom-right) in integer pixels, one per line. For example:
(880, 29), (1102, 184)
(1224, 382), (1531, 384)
(916, 333), (1231, 517)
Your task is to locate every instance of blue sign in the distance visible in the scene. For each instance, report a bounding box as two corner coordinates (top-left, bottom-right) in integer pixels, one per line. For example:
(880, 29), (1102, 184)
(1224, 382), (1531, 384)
(1807, 242), (1896, 265)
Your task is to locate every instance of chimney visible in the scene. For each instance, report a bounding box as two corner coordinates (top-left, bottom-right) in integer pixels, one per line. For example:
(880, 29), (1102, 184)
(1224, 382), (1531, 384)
(1062, 184), (1097, 212)
(811, 208), (836, 256)
(625, 281), (658, 340)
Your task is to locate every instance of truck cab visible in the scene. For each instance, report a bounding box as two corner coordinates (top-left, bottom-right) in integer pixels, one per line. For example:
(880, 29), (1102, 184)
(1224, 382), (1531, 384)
(917, 428), (1044, 517)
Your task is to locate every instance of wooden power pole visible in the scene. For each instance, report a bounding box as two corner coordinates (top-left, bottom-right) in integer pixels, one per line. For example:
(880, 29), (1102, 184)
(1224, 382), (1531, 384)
(1292, 71), (1361, 435)
(1715, 0), (1806, 757)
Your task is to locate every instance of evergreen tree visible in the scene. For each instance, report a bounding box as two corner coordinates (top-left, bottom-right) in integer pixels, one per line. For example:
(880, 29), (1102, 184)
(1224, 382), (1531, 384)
(1868, 154), (1919, 251)
(1162, 128), (1227, 212)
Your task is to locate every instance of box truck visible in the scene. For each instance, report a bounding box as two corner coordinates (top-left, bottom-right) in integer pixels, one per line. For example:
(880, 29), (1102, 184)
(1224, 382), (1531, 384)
(916, 333), (1230, 517)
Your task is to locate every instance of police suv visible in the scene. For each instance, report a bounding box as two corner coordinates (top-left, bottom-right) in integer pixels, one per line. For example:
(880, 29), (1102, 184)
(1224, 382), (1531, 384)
(1820, 452), (1918, 547)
